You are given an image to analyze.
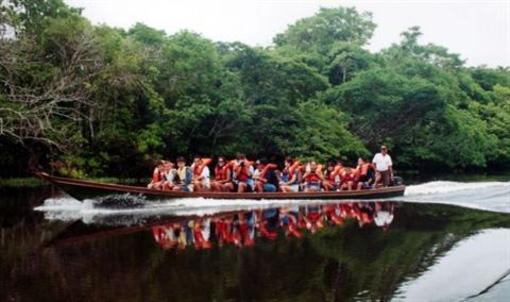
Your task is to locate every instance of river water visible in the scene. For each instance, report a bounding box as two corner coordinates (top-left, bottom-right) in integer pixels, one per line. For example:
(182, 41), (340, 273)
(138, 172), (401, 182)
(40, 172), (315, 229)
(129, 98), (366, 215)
(1, 180), (510, 301)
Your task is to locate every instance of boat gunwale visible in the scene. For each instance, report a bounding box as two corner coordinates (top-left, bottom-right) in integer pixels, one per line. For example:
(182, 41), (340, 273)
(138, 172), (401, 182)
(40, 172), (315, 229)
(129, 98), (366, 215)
(35, 172), (405, 200)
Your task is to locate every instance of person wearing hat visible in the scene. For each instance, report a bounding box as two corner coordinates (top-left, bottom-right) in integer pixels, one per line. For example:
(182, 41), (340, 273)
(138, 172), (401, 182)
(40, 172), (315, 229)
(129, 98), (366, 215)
(372, 145), (393, 187)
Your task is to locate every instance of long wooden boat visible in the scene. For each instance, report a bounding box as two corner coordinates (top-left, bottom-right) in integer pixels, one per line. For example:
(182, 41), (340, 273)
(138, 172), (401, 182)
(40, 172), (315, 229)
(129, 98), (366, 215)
(35, 172), (406, 201)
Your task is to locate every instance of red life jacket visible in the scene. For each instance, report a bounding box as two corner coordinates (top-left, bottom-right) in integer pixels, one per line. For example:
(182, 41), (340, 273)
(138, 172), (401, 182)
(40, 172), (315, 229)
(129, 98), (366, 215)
(215, 165), (230, 181)
(152, 168), (163, 183)
(193, 158), (212, 177)
(341, 171), (355, 182)
(357, 163), (370, 177)
(236, 166), (250, 182)
(326, 170), (336, 182)
(306, 172), (321, 183)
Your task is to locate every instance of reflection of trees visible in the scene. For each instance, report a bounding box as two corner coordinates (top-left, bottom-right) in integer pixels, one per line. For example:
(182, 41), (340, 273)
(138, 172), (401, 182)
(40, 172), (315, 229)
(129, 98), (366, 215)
(2, 201), (510, 301)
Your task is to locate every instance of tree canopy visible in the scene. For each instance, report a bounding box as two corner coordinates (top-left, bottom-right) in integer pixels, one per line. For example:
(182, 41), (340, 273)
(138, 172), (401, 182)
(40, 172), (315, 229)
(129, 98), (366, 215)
(1, 0), (509, 177)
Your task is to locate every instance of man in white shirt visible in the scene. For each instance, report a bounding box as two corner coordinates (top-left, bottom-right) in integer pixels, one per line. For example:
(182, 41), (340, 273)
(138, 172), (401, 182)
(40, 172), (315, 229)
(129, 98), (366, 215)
(372, 145), (393, 187)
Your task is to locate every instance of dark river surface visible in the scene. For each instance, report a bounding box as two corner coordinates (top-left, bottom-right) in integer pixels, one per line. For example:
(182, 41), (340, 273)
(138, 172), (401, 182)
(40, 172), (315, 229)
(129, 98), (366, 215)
(1, 180), (510, 302)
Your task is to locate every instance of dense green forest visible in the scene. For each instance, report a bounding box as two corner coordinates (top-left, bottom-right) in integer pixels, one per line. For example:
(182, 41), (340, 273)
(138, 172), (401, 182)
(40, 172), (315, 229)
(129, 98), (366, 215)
(1, 0), (509, 178)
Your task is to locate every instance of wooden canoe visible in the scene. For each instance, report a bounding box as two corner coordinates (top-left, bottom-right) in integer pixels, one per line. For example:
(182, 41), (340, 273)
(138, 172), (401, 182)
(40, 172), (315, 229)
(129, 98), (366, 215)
(35, 172), (406, 201)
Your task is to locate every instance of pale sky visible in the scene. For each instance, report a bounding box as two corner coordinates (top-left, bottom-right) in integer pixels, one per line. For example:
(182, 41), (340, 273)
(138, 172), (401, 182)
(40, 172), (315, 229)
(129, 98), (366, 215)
(65, 0), (510, 67)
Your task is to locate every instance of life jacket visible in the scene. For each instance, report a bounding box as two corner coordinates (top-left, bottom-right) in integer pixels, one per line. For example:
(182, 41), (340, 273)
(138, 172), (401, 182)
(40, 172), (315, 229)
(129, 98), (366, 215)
(325, 169), (336, 182)
(287, 161), (301, 177)
(152, 167), (162, 183)
(341, 170), (356, 182)
(357, 163), (370, 177)
(193, 223), (211, 249)
(192, 158), (212, 177)
(214, 165), (230, 181)
(236, 166), (251, 182)
(239, 222), (255, 247)
(305, 171), (321, 183)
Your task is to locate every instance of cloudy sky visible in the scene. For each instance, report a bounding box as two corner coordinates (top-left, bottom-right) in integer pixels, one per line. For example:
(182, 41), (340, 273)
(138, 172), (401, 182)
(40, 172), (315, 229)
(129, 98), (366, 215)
(65, 0), (510, 67)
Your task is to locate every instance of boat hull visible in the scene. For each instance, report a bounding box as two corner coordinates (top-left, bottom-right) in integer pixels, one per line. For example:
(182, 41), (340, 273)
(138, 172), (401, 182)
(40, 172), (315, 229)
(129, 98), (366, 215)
(36, 172), (406, 201)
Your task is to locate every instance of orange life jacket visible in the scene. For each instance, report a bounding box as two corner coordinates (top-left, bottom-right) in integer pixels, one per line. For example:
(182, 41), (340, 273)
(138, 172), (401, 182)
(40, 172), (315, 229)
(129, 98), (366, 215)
(193, 158), (212, 177)
(214, 165), (230, 181)
(357, 163), (370, 177)
(306, 171), (321, 183)
(236, 166), (251, 182)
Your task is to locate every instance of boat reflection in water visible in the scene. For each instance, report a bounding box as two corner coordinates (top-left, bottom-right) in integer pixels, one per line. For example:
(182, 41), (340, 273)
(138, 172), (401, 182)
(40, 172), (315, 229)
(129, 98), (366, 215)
(4, 189), (510, 302)
(151, 202), (395, 250)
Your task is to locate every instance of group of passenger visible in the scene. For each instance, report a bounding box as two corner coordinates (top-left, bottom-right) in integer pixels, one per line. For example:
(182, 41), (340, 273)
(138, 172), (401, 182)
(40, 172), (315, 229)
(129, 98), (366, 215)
(148, 145), (394, 193)
(152, 201), (396, 250)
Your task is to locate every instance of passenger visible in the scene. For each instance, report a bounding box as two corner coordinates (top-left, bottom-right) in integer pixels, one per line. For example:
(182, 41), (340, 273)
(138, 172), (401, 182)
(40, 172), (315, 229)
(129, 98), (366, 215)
(148, 160), (175, 190)
(372, 145), (393, 187)
(302, 161), (324, 192)
(211, 157), (234, 192)
(173, 156), (193, 192)
(147, 160), (166, 190)
(355, 157), (375, 190)
(279, 157), (301, 193)
(340, 167), (357, 191)
(253, 159), (278, 192)
(234, 154), (254, 193)
(323, 161), (340, 191)
(191, 156), (211, 192)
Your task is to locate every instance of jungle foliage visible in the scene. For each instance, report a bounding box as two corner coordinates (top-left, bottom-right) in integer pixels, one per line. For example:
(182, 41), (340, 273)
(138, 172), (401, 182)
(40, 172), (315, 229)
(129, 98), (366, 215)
(1, 1), (509, 177)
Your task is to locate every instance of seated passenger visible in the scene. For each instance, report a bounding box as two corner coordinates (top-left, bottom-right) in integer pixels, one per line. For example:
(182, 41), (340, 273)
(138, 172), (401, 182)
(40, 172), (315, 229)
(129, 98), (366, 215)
(323, 161), (340, 191)
(234, 154), (254, 193)
(148, 160), (175, 190)
(253, 159), (278, 192)
(302, 161), (324, 192)
(355, 157), (375, 190)
(148, 160), (165, 190)
(191, 156), (211, 192)
(211, 157), (234, 192)
(173, 157), (193, 192)
(340, 167), (357, 191)
(279, 157), (301, 193)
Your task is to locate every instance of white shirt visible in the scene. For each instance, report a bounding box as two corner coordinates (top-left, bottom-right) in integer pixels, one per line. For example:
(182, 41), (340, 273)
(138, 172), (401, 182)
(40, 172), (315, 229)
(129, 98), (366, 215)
(200, 166), (210, 188)
(372, 153), (393, 172)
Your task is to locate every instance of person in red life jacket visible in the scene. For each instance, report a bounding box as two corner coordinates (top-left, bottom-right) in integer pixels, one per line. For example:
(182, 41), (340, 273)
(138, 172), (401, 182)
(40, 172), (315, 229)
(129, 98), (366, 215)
(324, 204), (345, 225)
(191, 156), (211, 192)
(192, 218), (212, 249)
(279, 157), (301, 192)
(238, 212), (256, 247)
(148, 160), (175, 190)
(355, 157), (375, 190)
(253, 159), (278, 192)
(211, 157), (234, 192)
(148, 160), (166, 190)
(340, 167), (357, 191)
(234, 154), (254, 193)
(302, 161), (324, 192)
(152, 224), (178, 250)
(323, 161), (340, 191)
(303, 205), (324, 233)
(279, 206), (302, 238)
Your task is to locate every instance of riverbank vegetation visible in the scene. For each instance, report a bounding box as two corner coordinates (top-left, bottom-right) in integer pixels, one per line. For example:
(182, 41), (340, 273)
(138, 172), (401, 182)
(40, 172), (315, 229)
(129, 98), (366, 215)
(1, 0), (509, 178)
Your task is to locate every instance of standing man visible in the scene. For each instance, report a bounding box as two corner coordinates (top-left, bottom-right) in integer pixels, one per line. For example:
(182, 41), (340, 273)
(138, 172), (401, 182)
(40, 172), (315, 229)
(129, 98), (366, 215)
(372, 145), (393, 187)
